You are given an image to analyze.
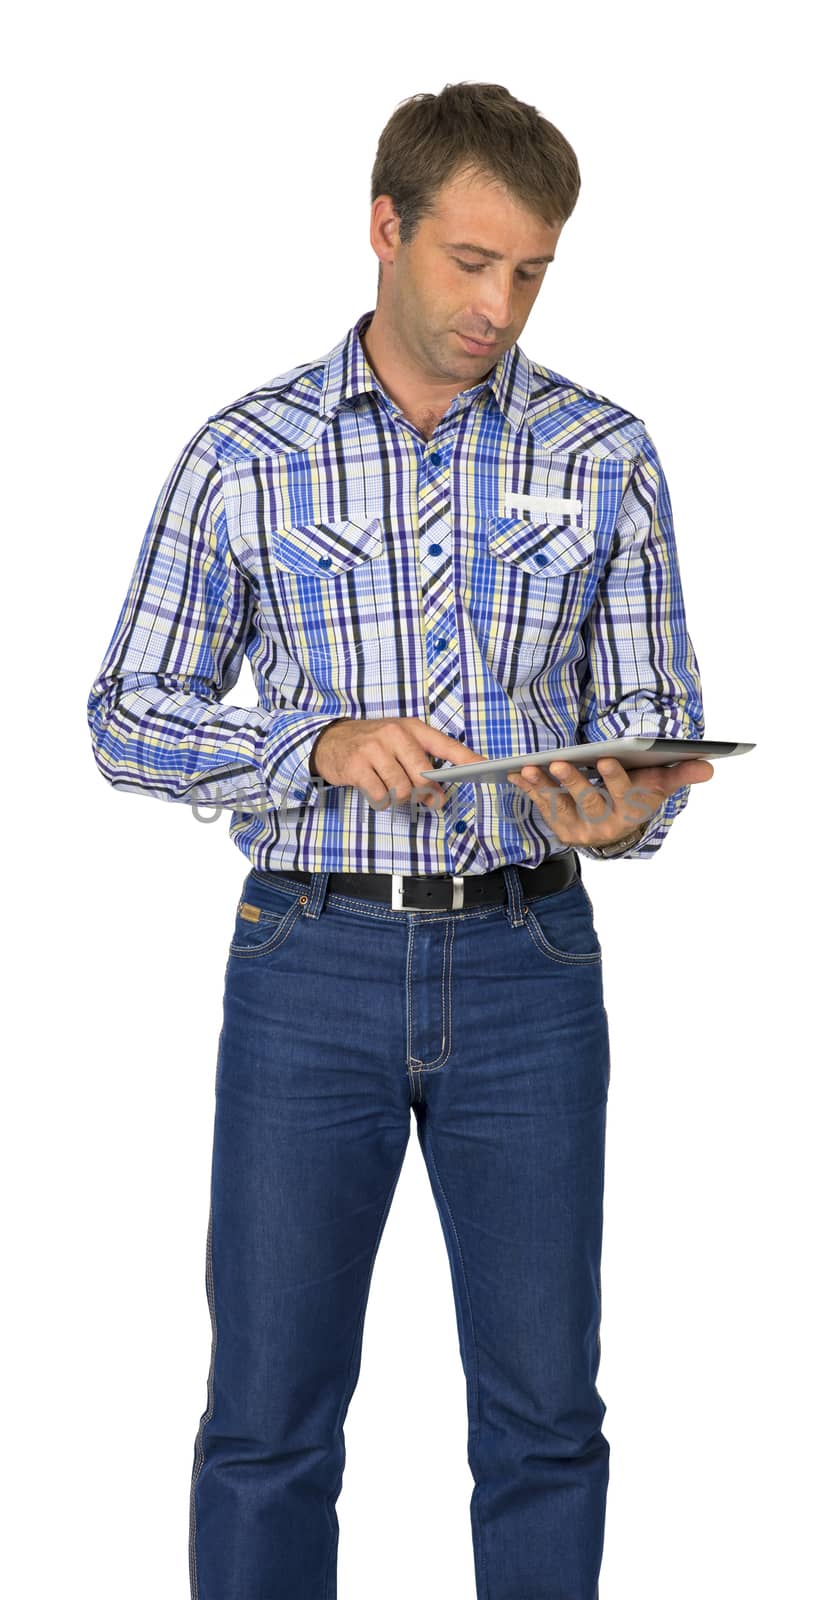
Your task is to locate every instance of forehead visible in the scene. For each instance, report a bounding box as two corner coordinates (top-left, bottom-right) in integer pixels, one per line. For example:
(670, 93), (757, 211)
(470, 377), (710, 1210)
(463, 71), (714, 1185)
(427, 167), (560, 249)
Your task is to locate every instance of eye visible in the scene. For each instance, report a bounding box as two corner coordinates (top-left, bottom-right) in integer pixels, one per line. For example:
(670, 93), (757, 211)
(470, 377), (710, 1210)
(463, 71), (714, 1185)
(453, 259), (539, 283)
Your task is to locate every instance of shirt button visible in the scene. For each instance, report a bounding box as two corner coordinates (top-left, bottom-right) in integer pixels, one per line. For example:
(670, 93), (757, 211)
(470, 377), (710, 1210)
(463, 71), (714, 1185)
(428, 542), (443, 555)
(534, 551), (548, 566)
(453, 821), (467, 834)
(429, 451), (443, 466)
(435, 638), (448, 650)
(292, 789), (307, 800)
(318, 556), (332, 569)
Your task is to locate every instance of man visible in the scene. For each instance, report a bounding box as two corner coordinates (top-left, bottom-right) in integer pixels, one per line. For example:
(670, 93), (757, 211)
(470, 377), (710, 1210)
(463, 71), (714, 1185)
(88, 82), (713, 1600)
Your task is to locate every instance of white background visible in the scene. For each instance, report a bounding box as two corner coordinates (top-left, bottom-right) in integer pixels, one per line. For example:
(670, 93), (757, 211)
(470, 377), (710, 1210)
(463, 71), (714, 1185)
(4, 2), (831, 1595)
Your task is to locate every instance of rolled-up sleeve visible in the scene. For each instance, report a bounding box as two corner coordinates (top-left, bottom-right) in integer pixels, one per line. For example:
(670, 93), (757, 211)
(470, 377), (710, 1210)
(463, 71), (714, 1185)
(86, 420), (336, 813)
(575, 428), (706, 859)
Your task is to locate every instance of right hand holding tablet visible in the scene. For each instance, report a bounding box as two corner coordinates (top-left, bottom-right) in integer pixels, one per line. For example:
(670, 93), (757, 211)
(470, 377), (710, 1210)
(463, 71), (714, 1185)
(507, 753), (715, 848)
(308, 716), (487, 809)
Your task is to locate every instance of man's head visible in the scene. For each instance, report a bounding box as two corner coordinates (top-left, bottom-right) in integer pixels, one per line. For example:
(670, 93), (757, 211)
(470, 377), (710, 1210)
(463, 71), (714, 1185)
(367, 82), (580, 386)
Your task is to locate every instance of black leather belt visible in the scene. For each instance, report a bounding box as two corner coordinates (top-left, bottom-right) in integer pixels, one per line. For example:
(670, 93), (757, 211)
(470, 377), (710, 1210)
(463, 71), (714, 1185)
(263, 850), (579, 912)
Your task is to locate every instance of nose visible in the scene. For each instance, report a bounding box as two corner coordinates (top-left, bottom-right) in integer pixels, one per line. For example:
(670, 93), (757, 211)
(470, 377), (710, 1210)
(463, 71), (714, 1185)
(468, 272), (516, 335)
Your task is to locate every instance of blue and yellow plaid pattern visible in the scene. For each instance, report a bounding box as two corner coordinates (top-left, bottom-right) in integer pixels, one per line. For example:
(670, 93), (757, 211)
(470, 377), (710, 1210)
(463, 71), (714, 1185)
(87, 308), (705, 871)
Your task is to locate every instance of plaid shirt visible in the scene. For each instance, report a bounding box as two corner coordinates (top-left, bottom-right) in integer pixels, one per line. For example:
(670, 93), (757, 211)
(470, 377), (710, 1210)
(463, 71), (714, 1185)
(87, 308), (705, 873)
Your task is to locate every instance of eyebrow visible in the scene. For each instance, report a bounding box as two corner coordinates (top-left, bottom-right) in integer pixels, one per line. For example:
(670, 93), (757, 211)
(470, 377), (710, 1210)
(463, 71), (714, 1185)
(444, 241), (555, 265)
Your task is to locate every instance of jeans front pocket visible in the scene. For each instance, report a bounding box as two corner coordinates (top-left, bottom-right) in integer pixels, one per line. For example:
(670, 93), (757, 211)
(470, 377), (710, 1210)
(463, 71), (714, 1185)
(523, 876), (603, 966)
(228, 891), (307, 960)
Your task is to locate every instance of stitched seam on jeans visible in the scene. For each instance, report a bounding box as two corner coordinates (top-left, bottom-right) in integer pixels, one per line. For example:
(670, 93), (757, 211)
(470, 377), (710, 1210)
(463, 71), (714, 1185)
(322, 894), (497, 924)
(227, 896), (306, 958)
(188, 1204), (216, 1599)
(524, 908), (602, 965)
(439, 918), (454, 1068)
(405, 919), (417, 1069)
(408, 917), (456, 1071)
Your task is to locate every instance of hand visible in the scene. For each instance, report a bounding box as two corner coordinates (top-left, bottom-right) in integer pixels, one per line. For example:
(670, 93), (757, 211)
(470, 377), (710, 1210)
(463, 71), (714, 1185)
(308, 716), (488, 810)
(506, 755), (715, 848)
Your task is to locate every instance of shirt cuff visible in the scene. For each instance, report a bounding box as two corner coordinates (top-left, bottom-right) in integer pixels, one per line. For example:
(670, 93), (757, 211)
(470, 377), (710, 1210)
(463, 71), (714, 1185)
(261, 713), (344, 811)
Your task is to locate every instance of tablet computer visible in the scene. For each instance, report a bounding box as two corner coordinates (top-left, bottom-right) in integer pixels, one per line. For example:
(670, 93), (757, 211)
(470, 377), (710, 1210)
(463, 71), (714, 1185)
(420, 736), (755, 786)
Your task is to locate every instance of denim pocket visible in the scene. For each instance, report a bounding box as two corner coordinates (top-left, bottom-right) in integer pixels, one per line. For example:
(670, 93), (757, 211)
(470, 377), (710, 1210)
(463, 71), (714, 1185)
(523, 876), (603, 966)
(228, 892), (306, 960)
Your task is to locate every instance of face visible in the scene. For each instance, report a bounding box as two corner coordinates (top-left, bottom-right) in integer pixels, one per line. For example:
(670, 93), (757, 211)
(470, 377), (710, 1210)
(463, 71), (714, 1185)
(369, 164), (563, 386)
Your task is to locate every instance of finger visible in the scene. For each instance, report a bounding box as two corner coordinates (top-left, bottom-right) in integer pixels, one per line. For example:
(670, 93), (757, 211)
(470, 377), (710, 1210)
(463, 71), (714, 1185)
(399, 754), (448, 804)
(544, 758), (616, 822)
(384, 730), (449, 803)
(362, 750), (428, 809)
(550, 756), (664, 838)
(413, 784), (445, 809)
(592, 758), (667, 821)
(413, 719), (486, 765)
(512, 761), (573, 795)
(589, 759), (673, 828)
(613, 757), (714, 787)
(625, 759), (715, 797)
(507, 766), (576, 832)
(673, 759), (714, 782)
(619, 783), (665, 826)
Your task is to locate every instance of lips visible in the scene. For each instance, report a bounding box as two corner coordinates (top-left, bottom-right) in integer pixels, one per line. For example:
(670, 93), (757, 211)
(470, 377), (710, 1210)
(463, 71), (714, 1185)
(457, 332), (496, 351)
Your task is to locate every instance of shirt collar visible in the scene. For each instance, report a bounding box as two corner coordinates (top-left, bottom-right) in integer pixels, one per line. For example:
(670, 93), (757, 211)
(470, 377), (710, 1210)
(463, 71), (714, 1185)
(319, 308), (532, 434)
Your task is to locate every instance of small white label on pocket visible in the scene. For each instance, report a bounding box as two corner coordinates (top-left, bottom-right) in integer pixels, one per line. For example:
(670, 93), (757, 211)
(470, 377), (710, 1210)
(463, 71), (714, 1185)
(503, 493), (584, 516)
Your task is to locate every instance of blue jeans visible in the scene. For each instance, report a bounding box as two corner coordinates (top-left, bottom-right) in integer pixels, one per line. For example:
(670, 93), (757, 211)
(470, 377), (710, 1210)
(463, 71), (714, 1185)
(189, 857), (611, 1600)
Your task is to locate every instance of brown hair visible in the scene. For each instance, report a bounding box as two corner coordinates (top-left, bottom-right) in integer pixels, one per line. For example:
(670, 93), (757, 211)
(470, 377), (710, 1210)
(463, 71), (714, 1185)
(369, 82), (581, 288)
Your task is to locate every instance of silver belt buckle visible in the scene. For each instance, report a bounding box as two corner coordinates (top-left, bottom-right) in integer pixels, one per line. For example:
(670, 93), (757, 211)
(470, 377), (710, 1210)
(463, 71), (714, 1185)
(391, 872), (466, 911)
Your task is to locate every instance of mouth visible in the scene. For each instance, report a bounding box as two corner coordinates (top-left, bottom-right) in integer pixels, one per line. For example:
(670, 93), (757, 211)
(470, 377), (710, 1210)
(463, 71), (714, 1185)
(456, 332), (498, 354)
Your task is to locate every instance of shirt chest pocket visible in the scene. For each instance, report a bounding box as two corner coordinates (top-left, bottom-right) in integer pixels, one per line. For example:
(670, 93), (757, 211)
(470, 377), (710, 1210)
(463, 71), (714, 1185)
(487, 513), (596, 579)
(471, 511), (598, 672)
(265, 515), (397, 665)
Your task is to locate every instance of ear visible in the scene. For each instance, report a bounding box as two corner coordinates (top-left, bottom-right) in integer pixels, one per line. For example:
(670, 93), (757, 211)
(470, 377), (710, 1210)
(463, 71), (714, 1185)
(369, 195), (401, 265)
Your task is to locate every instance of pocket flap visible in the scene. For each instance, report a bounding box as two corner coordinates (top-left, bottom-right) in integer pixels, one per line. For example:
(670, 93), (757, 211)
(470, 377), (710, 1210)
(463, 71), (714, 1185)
(487, 515), (596, 576)
(272, 516), (384, 576)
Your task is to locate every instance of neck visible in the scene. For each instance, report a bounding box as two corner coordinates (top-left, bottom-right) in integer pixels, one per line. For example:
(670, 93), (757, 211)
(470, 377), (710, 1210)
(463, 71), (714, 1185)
(360, 309), (467, 426)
